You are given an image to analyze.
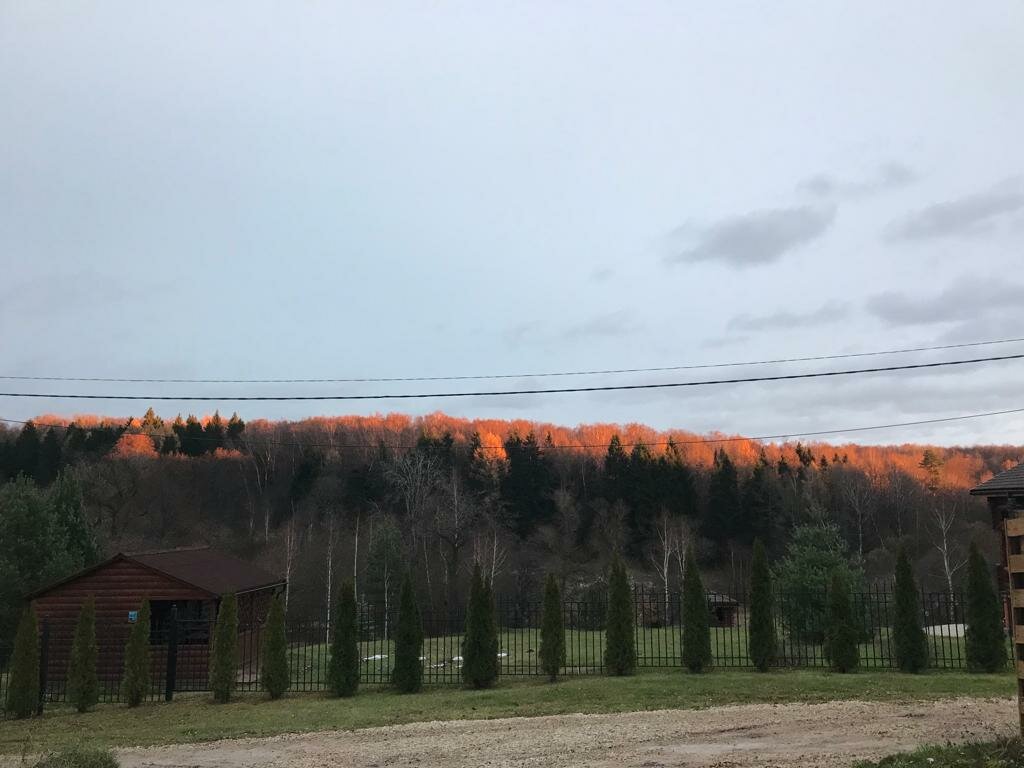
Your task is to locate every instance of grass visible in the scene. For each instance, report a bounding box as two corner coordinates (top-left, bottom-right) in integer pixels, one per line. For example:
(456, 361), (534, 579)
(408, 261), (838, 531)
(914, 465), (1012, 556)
(286, 624), (979, 685)
(854, 738), (1024, 767)
(1, 669), (1013, 754)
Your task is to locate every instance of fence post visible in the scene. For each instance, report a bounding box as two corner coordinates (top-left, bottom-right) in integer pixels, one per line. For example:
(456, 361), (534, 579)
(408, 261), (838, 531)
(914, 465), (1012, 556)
(36, 620), (49, 716)
(164, 605), (178, 702)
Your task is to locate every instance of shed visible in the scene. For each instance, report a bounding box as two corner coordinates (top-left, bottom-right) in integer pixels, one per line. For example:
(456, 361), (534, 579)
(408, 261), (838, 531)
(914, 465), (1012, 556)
(30, 547), (284, 688)
(707, 591), (740, 627)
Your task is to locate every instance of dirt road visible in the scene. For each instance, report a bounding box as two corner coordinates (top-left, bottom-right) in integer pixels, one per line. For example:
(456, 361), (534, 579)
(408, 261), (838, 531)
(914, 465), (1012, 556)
(118, 697), (1015, 768)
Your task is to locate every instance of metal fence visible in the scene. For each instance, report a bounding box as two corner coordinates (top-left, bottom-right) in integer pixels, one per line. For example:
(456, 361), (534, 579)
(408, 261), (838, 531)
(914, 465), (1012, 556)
(0, 586), (993, 715)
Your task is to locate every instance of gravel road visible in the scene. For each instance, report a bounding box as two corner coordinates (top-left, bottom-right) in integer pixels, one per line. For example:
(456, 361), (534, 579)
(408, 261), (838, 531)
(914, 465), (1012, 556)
(117, 697), (1016, 768)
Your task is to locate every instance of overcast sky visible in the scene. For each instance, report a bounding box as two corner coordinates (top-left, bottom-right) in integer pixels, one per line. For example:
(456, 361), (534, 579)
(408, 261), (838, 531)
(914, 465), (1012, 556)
(2, 2), (1023, 446)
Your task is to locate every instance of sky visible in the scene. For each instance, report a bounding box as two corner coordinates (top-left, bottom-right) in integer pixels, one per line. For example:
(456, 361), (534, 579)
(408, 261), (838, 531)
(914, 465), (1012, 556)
(2, 2), (1024, 446)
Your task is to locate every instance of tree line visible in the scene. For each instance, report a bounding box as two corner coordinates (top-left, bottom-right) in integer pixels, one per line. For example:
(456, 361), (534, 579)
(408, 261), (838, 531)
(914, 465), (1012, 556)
(0, 412), (1015, 647)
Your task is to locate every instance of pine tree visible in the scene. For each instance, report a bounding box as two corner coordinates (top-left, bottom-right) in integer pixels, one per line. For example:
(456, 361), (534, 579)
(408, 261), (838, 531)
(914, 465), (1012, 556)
(67, 595), (99, 712)
(392, 572), (424, 693)
(121, 600), (151, 707)
(462, 563), (499, 688)
(327, 581), (360, 697)
(824, 572), (859, 673)
(261, 594), (289, 699)
(748, 539), (776, 672)
(36, 429), (64, 485)
(539, 573), (565, 682)
(209, 593), (239, 703)
(705, 449), (744, 546)
(13, 421), (41, 480)
(603, 556), (636, 675)
(892, 546), (928, 673)
(5, 607), (40, 719)
(965, 543), (1006, 672)
(681, 545), (712, 673)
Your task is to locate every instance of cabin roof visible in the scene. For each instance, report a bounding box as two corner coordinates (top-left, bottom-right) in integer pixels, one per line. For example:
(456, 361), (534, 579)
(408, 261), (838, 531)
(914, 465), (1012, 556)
(29, 546), (284, 600)
(970, 462), (1024, 496)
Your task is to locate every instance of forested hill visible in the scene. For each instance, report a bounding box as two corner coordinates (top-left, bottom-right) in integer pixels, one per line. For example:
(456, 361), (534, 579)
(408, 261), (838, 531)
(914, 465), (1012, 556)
(0, 409), (1020, 640)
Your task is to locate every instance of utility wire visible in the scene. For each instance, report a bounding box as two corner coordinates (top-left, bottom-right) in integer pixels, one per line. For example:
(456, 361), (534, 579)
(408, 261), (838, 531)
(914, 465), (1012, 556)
(2, 336), (1023, 384)
(0, 354), (1021, 401)
(3, 407), (1024, 451)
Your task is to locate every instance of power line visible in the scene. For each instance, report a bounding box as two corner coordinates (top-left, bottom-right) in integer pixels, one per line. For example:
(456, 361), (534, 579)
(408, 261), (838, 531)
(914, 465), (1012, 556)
(3, 406), (1023, 451)
(2, 336), (1023, 384)
(0, 353), (1020, 401)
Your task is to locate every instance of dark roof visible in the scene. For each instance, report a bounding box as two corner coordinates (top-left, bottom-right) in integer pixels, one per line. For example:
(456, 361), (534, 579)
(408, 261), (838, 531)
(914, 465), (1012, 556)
(128, 547), (284, 595)
(28, 547), (284, 600)
(970, 462), (1024, 496)
(707, 591), (739, 606)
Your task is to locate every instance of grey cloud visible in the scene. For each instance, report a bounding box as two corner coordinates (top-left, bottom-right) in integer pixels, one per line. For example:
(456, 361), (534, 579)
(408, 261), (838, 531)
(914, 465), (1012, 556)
(799, 162), (918, 199)
(728, 301), (851, 332)
(865, 276), (1024, 326)
(885, 178), (1024, 241)
(563, 310), (642, 340)
(667, 205), (836, 267)
(590, 267), (614, 283)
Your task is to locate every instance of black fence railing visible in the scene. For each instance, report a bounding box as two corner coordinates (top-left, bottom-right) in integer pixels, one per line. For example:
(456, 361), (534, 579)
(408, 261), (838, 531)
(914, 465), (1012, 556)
(0, 587), (999, 715)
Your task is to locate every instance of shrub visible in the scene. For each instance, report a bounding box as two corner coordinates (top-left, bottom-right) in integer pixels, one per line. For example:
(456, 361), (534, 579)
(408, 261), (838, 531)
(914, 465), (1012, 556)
(327, 581), (360, 697)
(748, 539), (776, 672)
(392, 572), (423, 693)
(538, 573), (565, 682)
(121, 600), (151, 707)
(5, 606), (40, 718)
(209, 593), (239, 703)
(261, 594), (289, 699)
(965, 542), (1007, 672)
(824, 571), (859, 673)
(774, 524), (864, 643)
(462, 563), (499, 689)
(32, 747), (119, 768)
(603, 556), (636, 675)
(892, 546), (928, 673)
(67, 596), (99, 713)
(681, 544), (712, 673)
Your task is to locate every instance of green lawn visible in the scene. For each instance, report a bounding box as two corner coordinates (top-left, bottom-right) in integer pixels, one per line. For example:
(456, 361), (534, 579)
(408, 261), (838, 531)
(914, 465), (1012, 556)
(855, 738), (1024, 767)
(284, 624), (979, 687)
(1, 669), (1013, 754)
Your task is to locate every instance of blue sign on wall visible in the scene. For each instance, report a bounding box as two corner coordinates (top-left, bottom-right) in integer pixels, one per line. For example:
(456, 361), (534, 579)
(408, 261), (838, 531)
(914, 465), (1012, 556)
(128, 610), (138, 623)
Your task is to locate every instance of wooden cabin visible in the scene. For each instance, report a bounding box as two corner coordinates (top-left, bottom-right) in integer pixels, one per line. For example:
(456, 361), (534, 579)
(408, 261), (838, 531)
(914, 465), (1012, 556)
(30, 547), (284, 691)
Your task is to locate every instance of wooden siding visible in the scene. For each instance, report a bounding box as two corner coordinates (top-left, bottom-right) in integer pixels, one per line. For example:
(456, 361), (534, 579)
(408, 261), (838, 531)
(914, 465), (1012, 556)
(33, 557), (212, 627)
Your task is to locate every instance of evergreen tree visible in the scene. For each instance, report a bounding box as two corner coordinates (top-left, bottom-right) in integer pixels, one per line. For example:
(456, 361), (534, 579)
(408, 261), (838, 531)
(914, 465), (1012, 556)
(67, 596), (99, 712)
(226, 412), (246, 444)
(892, 546), (928, 673)
(36, 429), (64, 485)
(603, 556), (636, 675)
(327, 581), (360, 696)
(180, 415), (206, 457)
(462, 563), (499, 688)
(705, 449), (744, 547)
(203, 411), (226, 452)
(121, 600), (151, 707)
(539, 573), (565, 682)
(5, 607), (40, 718)
(261, 594), (289, 699)
(681, 545), (712, 672)
(964, 542), (1006, 672)
(209, 593), (239, 703)
(13, 420), (41, 480)
(748, 539), (776, 672)
(824, 571), (859, 673)
(392, 572), (424, 693)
